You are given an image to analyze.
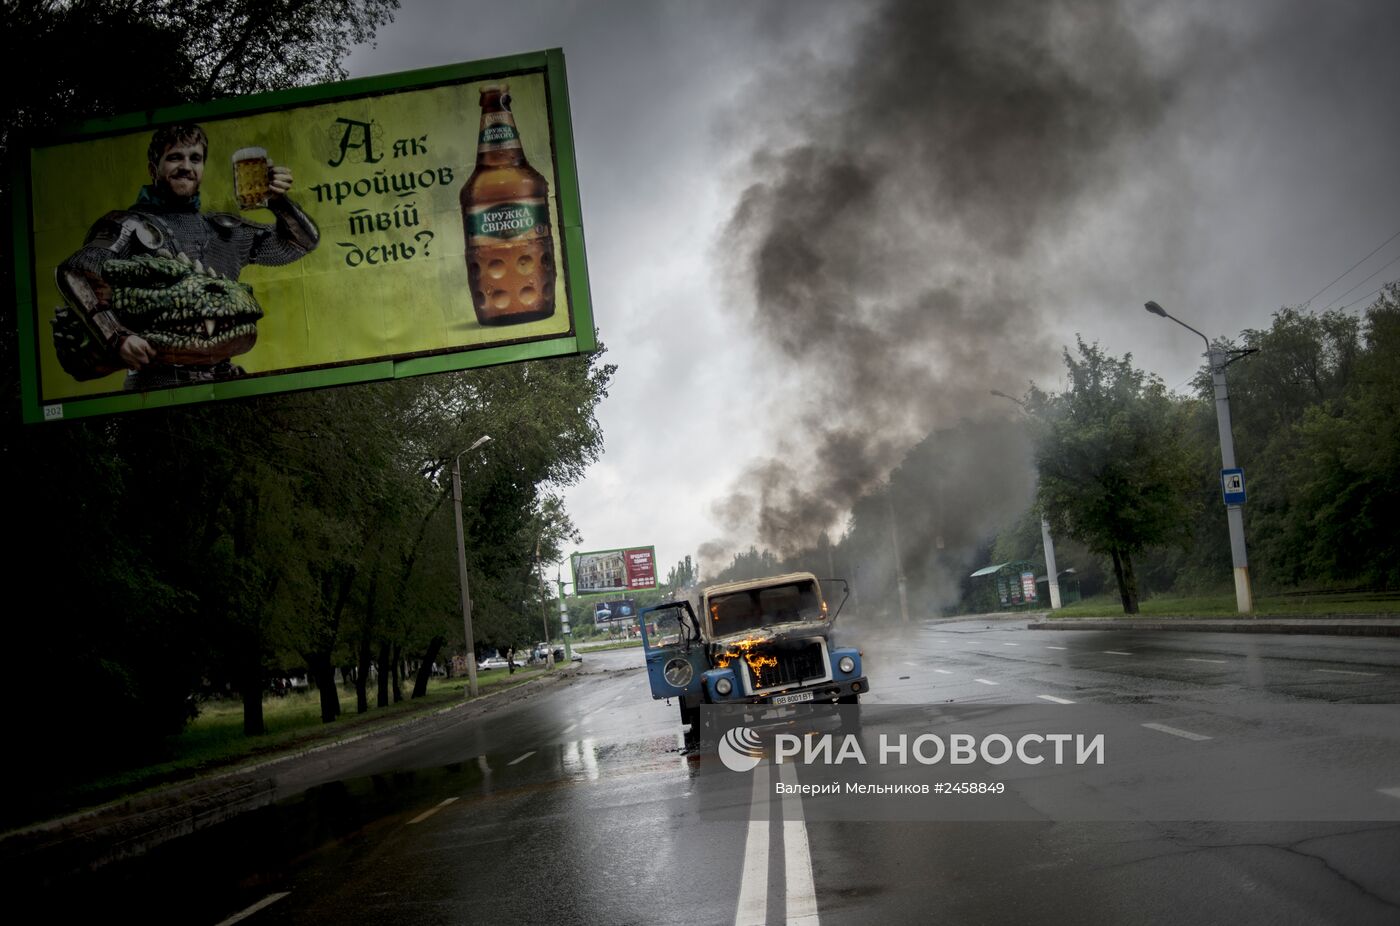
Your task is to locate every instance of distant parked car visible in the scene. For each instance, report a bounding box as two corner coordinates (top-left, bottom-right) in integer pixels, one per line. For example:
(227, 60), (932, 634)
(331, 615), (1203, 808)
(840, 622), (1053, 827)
(478, 654), (509, 671)
(533, 643), (566, 663)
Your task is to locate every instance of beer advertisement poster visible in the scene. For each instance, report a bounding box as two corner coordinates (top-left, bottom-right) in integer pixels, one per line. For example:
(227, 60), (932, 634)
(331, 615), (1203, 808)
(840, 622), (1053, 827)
(571, 547), (658, 595)
(11, 49), (593, 422)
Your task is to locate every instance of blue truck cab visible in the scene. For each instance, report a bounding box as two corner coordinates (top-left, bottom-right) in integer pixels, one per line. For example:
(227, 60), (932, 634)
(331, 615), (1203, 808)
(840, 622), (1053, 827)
(640, 572), (868, 738)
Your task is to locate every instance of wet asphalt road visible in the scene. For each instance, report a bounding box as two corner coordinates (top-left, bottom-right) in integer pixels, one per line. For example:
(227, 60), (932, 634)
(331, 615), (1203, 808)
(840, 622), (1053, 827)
(40, 623), (1400, 924)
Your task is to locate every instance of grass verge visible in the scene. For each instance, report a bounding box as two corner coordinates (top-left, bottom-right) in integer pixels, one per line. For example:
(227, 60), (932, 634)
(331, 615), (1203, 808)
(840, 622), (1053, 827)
(578, 639), (644, 652)
(13, 667), (553, 832)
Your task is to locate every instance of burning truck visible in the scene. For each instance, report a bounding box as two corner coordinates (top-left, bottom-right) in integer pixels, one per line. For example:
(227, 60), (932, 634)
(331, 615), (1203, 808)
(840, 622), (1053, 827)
(640, 572), (868, 740)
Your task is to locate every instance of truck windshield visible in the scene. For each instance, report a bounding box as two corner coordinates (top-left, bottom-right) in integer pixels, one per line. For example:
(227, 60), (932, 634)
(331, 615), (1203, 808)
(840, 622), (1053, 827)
(707, 580), (825, 635)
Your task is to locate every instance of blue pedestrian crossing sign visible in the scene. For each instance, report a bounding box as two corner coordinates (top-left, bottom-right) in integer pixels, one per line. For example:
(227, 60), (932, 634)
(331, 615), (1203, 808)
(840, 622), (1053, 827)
(1221, 468), (1246, 505)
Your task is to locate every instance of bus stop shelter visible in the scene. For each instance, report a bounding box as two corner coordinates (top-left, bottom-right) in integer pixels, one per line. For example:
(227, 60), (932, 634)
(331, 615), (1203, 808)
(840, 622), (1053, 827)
(968, 560), (1042, 611)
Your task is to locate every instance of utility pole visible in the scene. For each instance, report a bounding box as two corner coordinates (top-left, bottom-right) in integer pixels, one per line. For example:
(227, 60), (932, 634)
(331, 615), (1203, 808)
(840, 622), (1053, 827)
(452, 434), (492, 697)
(536, 540), (553, 668)
(1207, 344), (1254, 613)
(1040, 518), (1062, 609)
(884, 486), (910, 622)
(990, 389), (1062, 610)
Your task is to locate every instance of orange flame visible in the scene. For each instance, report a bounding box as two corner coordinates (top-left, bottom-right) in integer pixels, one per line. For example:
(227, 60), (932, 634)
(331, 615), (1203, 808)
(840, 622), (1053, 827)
(713, 638), (780, 688)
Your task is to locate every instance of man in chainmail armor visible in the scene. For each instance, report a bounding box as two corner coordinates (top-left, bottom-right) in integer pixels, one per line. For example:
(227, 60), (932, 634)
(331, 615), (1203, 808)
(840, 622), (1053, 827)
(55, 123), (319, 390)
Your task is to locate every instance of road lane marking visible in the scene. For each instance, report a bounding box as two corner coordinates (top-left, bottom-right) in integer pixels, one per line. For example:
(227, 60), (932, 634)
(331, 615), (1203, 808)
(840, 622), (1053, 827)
(974, 678), (999, 686)
(1104, 651), (1133, 656)
(1185, 658), (1228, 664)
(1142, 723), (1212, 741)
(563, 722), (578, 733)
(1313, 669), (1379, 676)
(1002, 643), (1020, 647)
(508, 751), (535, 766)
(1378, 786), (1400, 801)
(407, 797), (458, 825)
(1037, 695), (1075, 704)
(734, 762), (770, 926)
(1045, 646), (1067, 650)
(904, 661), (919, 667)
(215, 892), (292, 926)
(934, 669), (952, 675)
(778, 763), (820, 926)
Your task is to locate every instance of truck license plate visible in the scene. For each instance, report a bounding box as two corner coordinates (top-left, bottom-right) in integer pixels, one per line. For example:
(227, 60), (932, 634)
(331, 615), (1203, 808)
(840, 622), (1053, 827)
(772, 691), (813, 705)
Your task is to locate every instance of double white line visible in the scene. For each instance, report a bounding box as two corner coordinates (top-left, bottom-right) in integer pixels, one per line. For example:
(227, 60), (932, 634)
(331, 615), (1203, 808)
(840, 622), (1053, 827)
(735, 762), (820, 926)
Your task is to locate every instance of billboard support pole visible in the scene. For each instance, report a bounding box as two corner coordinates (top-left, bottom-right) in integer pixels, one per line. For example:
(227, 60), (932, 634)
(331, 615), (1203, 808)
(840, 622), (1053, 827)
(557, 571), (573, 662)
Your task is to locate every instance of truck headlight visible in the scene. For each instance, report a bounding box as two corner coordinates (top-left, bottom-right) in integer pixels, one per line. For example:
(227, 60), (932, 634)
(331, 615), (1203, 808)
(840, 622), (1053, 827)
(838, 656), (855, 674)
(715, 676), (733, 696)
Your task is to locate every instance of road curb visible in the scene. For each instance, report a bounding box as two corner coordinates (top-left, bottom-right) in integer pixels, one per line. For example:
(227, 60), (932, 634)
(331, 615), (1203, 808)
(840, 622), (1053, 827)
(1028, 617), (1400, 636)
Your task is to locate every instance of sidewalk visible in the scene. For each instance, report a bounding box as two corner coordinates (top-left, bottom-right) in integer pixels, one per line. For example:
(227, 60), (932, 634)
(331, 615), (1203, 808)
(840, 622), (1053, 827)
(1028, 614), (1400, 636)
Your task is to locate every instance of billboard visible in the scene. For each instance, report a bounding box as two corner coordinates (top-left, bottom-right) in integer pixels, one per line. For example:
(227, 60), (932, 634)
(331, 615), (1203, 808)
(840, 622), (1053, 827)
(13, 49), (592, 423)
(592, 598), (638, 626)
(571, 547), (657, 595)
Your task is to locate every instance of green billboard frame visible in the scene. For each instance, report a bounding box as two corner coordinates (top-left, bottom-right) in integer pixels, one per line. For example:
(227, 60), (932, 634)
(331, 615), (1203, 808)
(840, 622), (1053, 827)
(12, 48), (593, 423)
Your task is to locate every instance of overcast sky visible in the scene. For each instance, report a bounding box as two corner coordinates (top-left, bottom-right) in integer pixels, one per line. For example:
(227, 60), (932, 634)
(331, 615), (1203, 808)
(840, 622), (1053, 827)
(346, 0), (1400, 580)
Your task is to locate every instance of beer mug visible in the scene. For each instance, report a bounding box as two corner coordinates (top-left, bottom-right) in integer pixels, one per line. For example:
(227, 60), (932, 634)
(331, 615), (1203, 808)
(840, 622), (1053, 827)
(232, 147), (271, 210)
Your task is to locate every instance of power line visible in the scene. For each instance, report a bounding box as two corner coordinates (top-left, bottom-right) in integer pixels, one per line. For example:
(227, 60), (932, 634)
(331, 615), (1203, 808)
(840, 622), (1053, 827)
(1342, 281), (1396, 312)
(1302, 228), (1400, 307)
(1322, 251), (1400, 309)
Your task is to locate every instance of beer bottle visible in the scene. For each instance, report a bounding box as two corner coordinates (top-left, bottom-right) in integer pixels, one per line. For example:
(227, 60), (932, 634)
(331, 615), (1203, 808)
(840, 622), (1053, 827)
(461, 83), (556, 326)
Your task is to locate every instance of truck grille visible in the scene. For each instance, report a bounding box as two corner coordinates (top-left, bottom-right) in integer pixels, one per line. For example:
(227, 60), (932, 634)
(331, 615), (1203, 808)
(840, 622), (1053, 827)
(753, 641), (825, 692)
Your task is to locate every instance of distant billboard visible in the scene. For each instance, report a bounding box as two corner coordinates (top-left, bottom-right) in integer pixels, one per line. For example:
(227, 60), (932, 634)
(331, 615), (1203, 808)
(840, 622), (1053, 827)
(593, 598), (638, 626)
(572, 547), (656, 595)
(14, 49), (592, 422)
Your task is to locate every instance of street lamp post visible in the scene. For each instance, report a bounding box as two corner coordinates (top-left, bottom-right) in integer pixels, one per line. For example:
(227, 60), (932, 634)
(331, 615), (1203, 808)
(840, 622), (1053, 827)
(1144, 300), (1253, 614)
(453, 434), (493, 697)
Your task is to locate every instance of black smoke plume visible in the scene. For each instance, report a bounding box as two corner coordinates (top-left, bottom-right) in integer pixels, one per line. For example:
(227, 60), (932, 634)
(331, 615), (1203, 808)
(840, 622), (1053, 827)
(703, 0), (1174, 573)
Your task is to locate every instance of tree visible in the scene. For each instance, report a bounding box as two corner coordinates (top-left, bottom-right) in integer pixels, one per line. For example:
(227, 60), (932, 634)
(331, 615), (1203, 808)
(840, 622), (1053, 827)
(1030, 338), (1194, 613)
(1281, 287), (1400, 586)
(664, 555), (696, 596)
(1178, 306), (1363, 588)
(0, 1), (616, 771)
(2, 2), (406, 750)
